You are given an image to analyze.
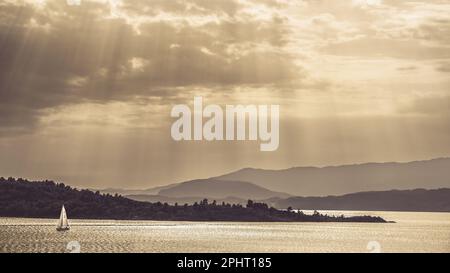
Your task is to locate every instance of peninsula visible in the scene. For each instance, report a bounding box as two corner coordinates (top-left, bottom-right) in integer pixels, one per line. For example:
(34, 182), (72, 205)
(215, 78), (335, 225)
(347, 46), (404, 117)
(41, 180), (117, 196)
(0, 177), (387, 223)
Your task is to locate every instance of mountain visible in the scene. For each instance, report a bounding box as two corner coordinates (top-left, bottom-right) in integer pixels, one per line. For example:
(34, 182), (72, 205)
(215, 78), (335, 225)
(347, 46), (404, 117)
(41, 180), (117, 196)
(157, 179), (291, 199)
(216, 158), (450, 196)
(128, 188), (450, 213)
(0, 177), (385, 222)
(94, 183), (180, 196)
(274, 188), (450, 212)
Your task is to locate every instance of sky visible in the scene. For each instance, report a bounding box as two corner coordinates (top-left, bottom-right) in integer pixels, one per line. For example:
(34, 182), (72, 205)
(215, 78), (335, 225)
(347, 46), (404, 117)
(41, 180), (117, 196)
(0, 0), (449, 189)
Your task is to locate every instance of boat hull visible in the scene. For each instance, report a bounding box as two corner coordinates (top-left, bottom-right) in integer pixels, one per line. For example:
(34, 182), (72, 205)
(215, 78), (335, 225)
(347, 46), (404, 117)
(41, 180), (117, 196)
(56, 227), (70, 232)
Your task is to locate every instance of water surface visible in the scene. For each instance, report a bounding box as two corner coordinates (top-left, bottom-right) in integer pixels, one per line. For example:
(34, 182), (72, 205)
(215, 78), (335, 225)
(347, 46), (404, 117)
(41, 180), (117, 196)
(0, 211), (449, 253)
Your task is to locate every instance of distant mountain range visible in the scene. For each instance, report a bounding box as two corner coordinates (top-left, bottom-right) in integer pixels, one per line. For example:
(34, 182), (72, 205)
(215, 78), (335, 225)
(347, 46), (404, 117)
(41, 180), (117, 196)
(99, 157), (450, 196)
(157, 179), (291, 199)
(94, 158), (450, 212)
(216, 157), (450, 196)
(274, 188), (450, 212)
(124, 188), (450, 212)
(98, 179), (290, 200)
(93, 183), (177, 196)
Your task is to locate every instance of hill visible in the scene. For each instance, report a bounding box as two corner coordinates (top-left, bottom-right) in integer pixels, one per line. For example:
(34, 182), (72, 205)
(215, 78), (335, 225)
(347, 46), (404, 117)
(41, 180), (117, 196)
(94, 184), (179, 196)
(217, 158), (450, 196)
(157, 179), (291, 199)
(0, 177), (385, 222)
(274, 188), (450, 212)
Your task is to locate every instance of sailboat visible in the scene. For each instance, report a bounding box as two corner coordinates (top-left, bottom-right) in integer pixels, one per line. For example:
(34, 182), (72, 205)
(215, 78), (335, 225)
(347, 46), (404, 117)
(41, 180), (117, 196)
(56, 205), (70, 231)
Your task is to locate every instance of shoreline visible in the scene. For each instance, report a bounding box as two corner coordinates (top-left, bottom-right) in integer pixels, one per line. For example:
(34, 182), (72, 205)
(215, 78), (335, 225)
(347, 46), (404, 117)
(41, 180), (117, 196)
(0, 215), (390, 223)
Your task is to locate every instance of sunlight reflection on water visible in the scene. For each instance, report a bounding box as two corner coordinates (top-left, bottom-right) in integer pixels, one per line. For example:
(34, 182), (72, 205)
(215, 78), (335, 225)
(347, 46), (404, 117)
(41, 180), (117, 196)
(0, 211), (449, 253)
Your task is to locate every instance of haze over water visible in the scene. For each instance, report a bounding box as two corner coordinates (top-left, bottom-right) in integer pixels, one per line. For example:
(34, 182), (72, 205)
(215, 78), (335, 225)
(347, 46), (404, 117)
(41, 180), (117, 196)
(1, 211), (449, 253)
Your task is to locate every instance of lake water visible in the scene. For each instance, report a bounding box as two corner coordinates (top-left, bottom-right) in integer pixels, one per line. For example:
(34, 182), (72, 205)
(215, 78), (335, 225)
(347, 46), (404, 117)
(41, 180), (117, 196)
(0, 211), (449, 253)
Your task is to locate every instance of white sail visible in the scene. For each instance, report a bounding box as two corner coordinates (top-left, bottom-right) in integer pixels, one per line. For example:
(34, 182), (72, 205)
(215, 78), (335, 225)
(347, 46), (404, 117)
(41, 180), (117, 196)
(57, 205), (70, 231)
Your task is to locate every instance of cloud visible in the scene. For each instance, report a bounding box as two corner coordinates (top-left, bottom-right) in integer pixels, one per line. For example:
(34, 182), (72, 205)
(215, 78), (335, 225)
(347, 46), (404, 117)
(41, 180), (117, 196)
(0, 0), (449, 136)
(1, 0), (449, 187)
(321, 37), (450, 59)
(401, 95), (450, 116)
(436, 62), (450, 73)
(300, 0), (450, 60)
(397, 66), (417, 71)
(0, 0), (300, 133)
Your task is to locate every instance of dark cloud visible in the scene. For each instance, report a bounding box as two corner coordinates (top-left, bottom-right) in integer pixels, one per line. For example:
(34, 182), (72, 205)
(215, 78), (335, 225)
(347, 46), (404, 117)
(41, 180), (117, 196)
(0, 0), (449, 188)
(0, 0), (299, 133)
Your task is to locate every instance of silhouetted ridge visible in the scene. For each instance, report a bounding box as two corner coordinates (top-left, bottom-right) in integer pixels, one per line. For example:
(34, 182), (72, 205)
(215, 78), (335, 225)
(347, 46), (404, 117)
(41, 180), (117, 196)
(217, 157), (450, 196)
(275, 188), (450, 212)
(0, 177), (386, 222)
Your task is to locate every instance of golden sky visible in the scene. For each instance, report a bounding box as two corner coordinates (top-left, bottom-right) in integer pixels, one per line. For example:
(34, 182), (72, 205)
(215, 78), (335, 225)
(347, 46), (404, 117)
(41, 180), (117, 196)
(0, 0), (449, 188)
